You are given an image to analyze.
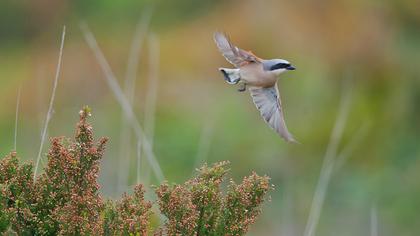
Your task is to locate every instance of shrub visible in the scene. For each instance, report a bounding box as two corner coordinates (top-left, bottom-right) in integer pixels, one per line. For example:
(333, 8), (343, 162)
(0, 107), (271, 235)
(155, 162), (272, 236)
(103, 185), (152, 235)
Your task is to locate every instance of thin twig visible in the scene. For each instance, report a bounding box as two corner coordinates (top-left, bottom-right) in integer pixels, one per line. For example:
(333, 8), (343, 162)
(33, 26), (66, 180)
(304, 79), (352, 236)
(117, 9), (153, 192)
(14, 85), (22, 151)
(80, 22), (164, 182)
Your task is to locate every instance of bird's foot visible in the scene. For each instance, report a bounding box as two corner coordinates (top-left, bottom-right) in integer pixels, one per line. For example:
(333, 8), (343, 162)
(237, 83), (247, 92)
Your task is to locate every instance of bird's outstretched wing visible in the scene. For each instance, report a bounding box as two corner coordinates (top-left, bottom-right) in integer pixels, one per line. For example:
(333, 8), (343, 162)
(214, 32), (261, 67)
(249, 84), (297, 143)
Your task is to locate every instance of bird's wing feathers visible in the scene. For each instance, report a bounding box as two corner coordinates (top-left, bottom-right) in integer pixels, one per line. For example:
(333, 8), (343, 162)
(214, 32), (261, 67)
(249, 84), (296, 143)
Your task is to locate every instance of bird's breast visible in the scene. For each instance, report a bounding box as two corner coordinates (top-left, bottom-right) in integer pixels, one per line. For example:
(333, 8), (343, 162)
(240, 63), (278, 87)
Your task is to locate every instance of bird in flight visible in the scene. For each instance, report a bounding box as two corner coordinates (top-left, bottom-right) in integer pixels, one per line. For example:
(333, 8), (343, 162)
(214, 32), (297, 143)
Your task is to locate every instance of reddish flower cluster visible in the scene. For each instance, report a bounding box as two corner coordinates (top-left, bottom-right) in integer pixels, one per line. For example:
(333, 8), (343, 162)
(0, 107), (272, 235)
(104, 184), (152, 235)
(156, 183), (199, 235)
(0, 107), (108, 235)
(219, 172), (272, 235)
(0, 152), (36, 234)
(155, 161), (272, 236)
(35, 106), (107, 235)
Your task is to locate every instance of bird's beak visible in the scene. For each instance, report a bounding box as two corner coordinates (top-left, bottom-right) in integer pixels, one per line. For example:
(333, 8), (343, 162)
(286, 65), (296, 70)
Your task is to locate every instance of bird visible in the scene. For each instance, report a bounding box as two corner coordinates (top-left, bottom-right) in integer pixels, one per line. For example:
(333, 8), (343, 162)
(213, 32), (297, 143)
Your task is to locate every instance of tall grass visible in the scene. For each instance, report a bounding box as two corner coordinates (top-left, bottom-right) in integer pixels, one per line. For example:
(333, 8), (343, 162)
(116, 9), (153, 192)
(192, 121), (214, 175)
(334, 123), (369, 172)
(33, 26), (66, 180)
(370, 205), (378, 236)
(80, 23), (165, 182)
(304, 78), (352, 236)
(144, 33), (159, 154)
(136, 140), (142, 183)
(140, 33), (160, 185)
(13, 85), (21, 151)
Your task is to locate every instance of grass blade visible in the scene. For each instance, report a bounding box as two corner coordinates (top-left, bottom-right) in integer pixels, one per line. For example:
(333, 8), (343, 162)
(191, 121), (214, 175)
(117, 9), (153, 192)
(136, 140), (142, 183)
(80, 22), (164, 182)
(334, 123), (370, 172)
(136, 33), (160, 186)
(144, 33), (159, 148)
(370, 205), (378, 236)
(125, 8), (153, 101)
(304, 78), (352, 236)
(14, 85), (22, 151)
(33, 26), (66, 180)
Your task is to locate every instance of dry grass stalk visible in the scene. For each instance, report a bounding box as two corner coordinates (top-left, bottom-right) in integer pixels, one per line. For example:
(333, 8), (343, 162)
(14, 85), (22, 151)
(117, 9), (153, 192)
(370, 205), (378, 236)
(80, 22), (164, 182)
(304, 78), (352, 236)
(34, 25), (66, 180)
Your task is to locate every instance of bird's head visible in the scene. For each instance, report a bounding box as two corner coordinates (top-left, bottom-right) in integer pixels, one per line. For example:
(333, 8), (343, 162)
(262, 59), (296, 75)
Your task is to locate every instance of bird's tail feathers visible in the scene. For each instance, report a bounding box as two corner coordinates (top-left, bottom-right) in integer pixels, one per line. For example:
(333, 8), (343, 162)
(219, 68), (241, 85)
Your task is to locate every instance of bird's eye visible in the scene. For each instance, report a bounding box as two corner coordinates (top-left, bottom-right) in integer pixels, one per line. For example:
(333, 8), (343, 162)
(270, 63), (290, 71)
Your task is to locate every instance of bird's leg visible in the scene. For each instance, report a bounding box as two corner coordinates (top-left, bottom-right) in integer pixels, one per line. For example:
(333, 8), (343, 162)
(237, 83), (247, 92)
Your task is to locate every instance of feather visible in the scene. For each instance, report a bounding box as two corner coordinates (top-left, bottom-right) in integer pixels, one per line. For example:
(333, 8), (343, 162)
(249, 84), (297, 143)
(213, 32), (261, 67)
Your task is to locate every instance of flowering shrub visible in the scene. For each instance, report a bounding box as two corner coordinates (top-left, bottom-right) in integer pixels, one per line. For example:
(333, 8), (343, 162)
(103, 185), (152, 235)
(155, 162), (272, 236)
(0, 107), (271, 235)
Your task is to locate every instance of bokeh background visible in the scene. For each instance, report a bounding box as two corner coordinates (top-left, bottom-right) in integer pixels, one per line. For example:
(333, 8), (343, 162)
(1, 0), (419, 235)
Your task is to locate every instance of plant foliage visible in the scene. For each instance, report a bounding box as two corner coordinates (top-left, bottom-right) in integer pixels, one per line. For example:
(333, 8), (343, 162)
(0, 107), (271, 235)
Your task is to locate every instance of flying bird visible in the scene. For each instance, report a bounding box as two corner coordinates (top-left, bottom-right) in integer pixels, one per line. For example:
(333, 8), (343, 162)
(214, 32), (297, 143)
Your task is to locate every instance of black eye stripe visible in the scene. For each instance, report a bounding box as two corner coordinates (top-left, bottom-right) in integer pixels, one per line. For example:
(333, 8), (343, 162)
(270, 63), (290, 71)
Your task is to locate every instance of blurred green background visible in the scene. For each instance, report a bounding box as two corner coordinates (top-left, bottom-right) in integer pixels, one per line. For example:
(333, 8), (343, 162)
(0, 0), (419, 235)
